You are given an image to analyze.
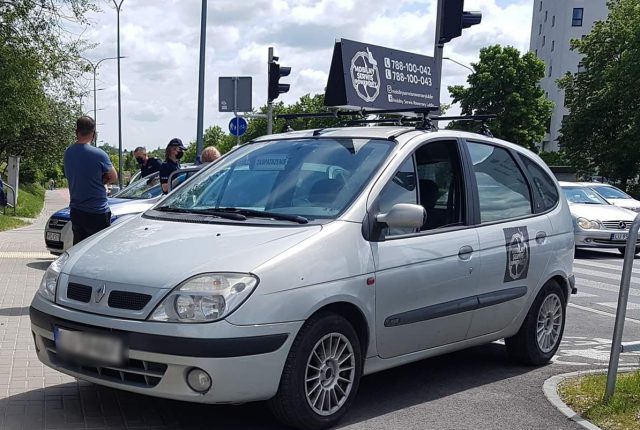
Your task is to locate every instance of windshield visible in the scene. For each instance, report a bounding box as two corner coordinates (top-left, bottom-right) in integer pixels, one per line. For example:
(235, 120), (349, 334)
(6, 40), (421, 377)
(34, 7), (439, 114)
(115, 174), (162, 199)
(562, 186), (609, 205)
(590, 185), (631, 199)
(156, 138), (394, 221)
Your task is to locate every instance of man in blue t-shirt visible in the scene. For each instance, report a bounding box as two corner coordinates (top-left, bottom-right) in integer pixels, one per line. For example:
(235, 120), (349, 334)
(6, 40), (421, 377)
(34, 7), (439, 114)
(63, 116), (118, 245)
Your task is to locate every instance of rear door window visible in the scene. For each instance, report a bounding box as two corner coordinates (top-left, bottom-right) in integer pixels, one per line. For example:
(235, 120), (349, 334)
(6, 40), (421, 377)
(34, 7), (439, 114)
(466, 141), (532, 223)
(519, 155), (559, 212)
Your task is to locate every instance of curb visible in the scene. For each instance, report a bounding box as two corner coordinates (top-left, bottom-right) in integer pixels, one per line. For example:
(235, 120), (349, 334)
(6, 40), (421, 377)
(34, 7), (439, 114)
(543, 368), (636, 430)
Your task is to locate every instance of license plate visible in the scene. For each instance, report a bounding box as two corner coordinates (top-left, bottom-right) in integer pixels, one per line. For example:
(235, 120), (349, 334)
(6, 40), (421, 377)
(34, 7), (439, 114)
(54, 327), (125, 366)
(46, 231), (61, 242)
(611, 233), (628, 241)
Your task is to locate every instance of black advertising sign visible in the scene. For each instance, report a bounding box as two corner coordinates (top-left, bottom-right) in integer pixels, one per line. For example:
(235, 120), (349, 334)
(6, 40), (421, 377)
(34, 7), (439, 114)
(325, 38), (440, 111)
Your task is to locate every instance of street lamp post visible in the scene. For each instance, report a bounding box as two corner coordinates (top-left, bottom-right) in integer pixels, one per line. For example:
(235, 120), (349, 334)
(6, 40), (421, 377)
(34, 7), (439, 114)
(443, 57), (474, 73)
(81, 56), (122, 145)
(113, 0), (125, 188)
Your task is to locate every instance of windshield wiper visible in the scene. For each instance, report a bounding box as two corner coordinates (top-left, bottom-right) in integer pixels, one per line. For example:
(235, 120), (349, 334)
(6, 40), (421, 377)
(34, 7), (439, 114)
(214, 207), (309, 224)
(155, 206), (247, 221)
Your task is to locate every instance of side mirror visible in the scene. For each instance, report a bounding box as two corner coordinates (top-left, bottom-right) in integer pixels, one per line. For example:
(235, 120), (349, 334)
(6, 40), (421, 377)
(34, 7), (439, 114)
(376, 203), (425, 229)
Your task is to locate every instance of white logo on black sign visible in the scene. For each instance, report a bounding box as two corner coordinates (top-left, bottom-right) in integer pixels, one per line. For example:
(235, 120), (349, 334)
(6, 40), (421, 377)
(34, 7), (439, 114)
(503, 226), (529, 282)
(350, 47), (380, 102)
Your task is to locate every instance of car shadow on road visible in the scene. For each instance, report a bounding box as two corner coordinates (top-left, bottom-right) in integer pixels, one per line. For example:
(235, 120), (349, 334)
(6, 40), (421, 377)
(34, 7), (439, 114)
(26, 260), (53, 271)
(0, 343), (541, 430)
(0, 306), (30, 317)
(575, 249), (636, 260)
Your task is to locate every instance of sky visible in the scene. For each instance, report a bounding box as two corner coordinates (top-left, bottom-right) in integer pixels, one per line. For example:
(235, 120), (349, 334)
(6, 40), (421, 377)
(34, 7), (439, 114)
(70, 0), (535, 151)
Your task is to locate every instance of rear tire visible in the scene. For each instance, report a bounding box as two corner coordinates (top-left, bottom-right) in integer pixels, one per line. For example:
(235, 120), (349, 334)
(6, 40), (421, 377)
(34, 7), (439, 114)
(617, 247), (640, 256)
(506, 280), (566, 365)
(268, 312), (362, 430)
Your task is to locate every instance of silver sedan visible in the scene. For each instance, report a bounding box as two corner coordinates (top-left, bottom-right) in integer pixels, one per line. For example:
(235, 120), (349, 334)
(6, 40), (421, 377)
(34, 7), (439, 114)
(560, 182), (640, 255)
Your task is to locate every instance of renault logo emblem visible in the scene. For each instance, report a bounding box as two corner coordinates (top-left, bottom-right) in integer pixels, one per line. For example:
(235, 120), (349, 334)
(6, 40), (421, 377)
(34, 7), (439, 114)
(95, 284), (106, 303)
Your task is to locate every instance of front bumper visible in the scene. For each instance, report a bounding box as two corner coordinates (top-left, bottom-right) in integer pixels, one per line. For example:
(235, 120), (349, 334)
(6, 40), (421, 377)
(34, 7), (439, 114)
(44, 220), (72, 255)
(574, 228), (640, 249)
(30, 299), (302, 404)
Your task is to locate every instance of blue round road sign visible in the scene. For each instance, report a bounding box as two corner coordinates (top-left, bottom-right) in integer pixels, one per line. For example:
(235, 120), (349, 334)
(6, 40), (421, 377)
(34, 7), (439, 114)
(229, 117), (248, 136)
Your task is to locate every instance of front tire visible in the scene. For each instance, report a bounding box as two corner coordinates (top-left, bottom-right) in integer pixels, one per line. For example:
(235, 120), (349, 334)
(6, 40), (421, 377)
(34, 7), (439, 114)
(506, 281), (566, 365)
(268, 312), (362, 430)
(617, 247), (640, 256)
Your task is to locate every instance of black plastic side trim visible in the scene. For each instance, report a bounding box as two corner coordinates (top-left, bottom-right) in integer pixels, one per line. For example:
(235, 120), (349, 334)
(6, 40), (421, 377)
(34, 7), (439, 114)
(383, 286), (528, 327)
(29, 307), (288, 358)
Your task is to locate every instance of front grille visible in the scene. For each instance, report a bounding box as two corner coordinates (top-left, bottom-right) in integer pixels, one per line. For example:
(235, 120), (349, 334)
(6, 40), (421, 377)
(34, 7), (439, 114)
(48, 218), (69, 230)
(602, 221), (631, 230)
(67, 283), (92, 303)
(43, 338), (166, 388)
(45, 240), (64, 250)
(108, 291), (152, 311)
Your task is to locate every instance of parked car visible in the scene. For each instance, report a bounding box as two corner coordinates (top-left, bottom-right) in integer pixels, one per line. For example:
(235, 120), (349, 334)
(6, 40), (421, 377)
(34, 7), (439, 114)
(31, 127), (575, 430)
(44, 168), (199, 254)
(561, 182), (640, 255)
(581, 182), (640, 212)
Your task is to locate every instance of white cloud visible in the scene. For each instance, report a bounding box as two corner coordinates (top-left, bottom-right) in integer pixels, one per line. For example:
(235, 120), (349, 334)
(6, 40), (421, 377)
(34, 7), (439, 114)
(71, 0), (533, 150)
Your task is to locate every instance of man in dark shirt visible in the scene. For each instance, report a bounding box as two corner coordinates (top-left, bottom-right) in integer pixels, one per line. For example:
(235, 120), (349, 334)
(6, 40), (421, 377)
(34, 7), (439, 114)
(63, 116), (118, 244)
(133, 146), (162, 178)
(159, 138), (186, 193)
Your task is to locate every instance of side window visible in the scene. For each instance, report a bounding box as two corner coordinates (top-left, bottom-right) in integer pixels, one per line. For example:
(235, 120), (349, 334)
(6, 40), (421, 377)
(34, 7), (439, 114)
(415, 140), (464, 230)
(377, 156), (417, 236)
(519, 155), (559, 212)
(466, 141), (532, 223)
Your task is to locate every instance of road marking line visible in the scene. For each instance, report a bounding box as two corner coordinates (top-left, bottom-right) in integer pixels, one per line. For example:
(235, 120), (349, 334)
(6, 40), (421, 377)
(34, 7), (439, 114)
(597, 302), (640, 310)
(575, 277), (640, 296)
(0, 251), (54, 259)
(574, 267), (640, 284)
(568, 303), (640, 324)
(573, 291), (597, 298)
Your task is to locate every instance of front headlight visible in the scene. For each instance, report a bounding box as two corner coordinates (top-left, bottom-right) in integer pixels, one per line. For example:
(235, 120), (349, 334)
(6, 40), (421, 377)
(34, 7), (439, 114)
(148, 273), (258, 323)
(577, 217), (601, 230)
(37, 252), (69, 301)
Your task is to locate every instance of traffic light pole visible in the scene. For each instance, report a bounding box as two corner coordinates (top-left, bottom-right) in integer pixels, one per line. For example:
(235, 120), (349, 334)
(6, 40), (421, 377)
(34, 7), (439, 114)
(433, 0), (445, 122)
(267, 47), (274, 135)
(195, 0), (207, 162)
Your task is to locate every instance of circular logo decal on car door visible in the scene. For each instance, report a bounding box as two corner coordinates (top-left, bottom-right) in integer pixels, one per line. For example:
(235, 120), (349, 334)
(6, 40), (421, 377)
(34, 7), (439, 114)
(503, 226), (530, 282)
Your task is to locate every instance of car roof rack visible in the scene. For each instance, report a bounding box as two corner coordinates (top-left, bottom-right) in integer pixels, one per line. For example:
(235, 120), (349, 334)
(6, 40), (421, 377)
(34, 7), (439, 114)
(273, 109), (496, 138)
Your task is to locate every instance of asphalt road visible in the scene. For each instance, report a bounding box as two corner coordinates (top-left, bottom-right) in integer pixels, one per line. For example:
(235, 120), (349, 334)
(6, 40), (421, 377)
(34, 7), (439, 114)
(0, 191), (639, 429)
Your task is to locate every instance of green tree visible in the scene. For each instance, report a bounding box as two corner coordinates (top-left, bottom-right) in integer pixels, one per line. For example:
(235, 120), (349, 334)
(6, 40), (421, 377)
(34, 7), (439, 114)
(447, 45), (553, 150)
(558, 0), (640, 189)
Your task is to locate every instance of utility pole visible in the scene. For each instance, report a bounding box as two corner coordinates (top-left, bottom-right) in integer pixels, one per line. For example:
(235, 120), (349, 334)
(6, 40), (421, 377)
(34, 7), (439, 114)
(267, 47), (274, 135)
(82, 56), (121, 145)
(113, 0), (125, 188)
(195, 0), (207, 162)
(434, 0), (445, 116)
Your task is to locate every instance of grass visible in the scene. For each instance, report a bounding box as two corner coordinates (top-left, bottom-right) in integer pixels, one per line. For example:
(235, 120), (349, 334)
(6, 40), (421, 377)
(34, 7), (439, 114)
(0, 214), (27, 232)
(14, 183), (45, 218)
(559, 371), (640, 430)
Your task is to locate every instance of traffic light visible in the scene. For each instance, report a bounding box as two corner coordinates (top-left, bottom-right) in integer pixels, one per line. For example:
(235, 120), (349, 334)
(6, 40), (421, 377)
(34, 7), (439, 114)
(438, 0), (482, 44)
(268, 58), (291, 102)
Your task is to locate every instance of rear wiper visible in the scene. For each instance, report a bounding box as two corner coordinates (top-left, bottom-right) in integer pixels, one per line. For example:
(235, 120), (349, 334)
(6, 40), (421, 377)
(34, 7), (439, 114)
(155, 206), (247, 221)
(214, 207), (309, 224)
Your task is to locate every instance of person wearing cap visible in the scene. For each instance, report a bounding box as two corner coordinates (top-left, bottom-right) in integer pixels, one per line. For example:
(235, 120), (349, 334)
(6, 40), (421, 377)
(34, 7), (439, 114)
(159, 138), (186, 193)
(133, 146), (162, 178)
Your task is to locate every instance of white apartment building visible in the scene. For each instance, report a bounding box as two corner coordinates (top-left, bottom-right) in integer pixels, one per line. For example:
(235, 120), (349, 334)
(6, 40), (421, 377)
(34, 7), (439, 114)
(529, 0), (609, 152)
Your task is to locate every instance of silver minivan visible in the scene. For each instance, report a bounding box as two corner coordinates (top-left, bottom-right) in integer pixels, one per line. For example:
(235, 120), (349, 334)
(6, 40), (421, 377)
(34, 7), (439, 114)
(30, 127), (575, 429)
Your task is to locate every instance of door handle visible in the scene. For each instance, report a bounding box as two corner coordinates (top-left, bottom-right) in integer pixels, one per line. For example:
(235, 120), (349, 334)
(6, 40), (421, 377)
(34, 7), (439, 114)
(458, 245), (474, 261)
(535, 231), (547, 244)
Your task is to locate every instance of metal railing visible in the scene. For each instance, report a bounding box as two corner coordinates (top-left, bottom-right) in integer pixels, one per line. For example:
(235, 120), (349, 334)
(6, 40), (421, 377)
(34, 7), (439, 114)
(1, 183), (16, 216)
(605, 211), (640, 401)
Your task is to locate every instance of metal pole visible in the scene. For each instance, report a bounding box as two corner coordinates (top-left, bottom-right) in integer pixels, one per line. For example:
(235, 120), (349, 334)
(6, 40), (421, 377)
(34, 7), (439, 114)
(234, 77), (240, 147)
(195, 0), (207, 163)
(266, 47), (273, 135)
(113, 0), (124, 188)
(604, 212), (640, 401)
(432, 0), (444, 126)
(93, 65), (97, 146)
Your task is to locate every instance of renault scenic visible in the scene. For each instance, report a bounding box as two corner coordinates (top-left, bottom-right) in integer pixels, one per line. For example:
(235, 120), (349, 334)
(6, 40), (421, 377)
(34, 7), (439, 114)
(30, 126), (575, 429)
